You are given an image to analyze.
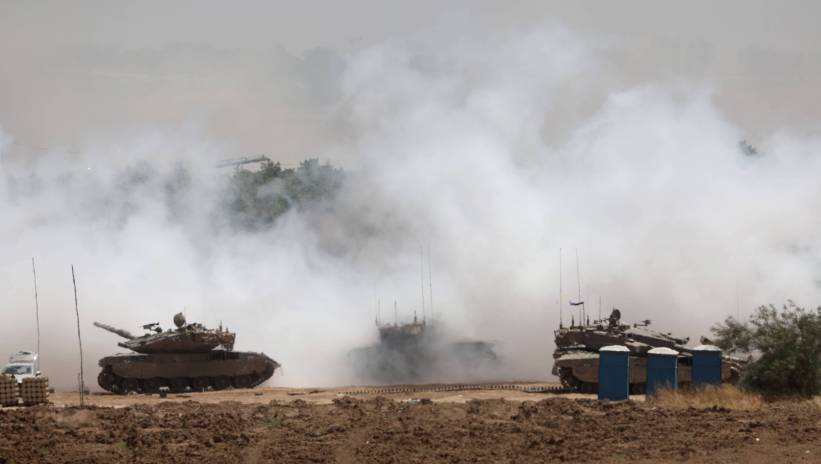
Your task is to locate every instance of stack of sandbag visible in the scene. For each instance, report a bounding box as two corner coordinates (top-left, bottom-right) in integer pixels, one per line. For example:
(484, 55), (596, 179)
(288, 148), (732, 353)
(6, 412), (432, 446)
(20, 376), (49, 406)
(0, 375), (19, 407)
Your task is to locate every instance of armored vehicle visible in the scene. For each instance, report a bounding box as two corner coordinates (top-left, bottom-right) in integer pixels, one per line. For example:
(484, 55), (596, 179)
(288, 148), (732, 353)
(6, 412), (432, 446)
(1, 351), (40, 384)
(349, 315), (498, 384)
(552, 309), (744, 393)
(95, 313), (279, 394)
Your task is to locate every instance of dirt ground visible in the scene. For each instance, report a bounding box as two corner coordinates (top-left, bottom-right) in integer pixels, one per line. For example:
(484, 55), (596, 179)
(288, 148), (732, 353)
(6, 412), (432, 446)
(1, 386), (819, 463)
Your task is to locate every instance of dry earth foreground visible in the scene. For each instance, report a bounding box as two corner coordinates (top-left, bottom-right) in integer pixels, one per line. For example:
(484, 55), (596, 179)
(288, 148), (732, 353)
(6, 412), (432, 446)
(0, 387), (819, 463)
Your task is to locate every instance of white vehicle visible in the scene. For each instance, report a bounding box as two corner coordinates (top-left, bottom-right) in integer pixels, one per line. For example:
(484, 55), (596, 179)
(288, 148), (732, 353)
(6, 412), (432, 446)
(1, 351), (40, 384)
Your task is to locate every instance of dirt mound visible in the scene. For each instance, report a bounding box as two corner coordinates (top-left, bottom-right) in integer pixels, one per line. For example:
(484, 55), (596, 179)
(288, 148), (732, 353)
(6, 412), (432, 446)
(0, 397), (818, 463)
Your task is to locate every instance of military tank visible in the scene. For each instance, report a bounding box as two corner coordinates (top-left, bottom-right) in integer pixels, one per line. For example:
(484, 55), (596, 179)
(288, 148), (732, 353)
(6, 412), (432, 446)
(94, 313), (279, 394)
(552, 309), (744, 393)
(349, 314), (498, 384)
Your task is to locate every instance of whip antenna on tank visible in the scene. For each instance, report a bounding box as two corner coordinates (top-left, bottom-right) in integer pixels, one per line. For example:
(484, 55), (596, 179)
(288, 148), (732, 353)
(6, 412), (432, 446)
(575, 248), (585, 325)
(31, 258), (41, 360)
(427, 243), (434, 322)
(376, 297), (382, 325)
(599, 296), (602, 321)
(558, 248), (563, 328)
(394, 300), (398, 326)
(419, 246), (426, 323)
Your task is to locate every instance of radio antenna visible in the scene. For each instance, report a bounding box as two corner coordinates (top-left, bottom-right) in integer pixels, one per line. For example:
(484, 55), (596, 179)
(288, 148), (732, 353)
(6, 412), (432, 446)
(559, 248), (563, 328)
(31, 258), (41, 359)
(71, 265), (85, 407)
(599, 295), (602, 321)
(575, 248), (584, 325)
(427, 243), (434, 322)
(419, 246), (426, 322)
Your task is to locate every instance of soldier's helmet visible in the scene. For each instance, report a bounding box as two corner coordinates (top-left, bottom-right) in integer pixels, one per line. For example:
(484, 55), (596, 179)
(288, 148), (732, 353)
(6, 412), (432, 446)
(173, 312), (187, 329)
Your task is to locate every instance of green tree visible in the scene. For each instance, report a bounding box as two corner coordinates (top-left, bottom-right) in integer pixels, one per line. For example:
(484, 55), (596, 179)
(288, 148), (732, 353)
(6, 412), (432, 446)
(224, 158), (343, 230)
(711, 302), (821, 397)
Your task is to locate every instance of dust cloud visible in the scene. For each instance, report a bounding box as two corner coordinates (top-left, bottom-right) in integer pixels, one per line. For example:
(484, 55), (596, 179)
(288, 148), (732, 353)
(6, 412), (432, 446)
(2, 4), (821, 389)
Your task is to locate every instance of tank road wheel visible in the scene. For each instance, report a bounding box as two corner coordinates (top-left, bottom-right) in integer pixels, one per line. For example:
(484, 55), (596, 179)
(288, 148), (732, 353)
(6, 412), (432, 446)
(581, 382), (598, 394)
(211, 376), (231, 391)
(97, 367), (121, 393)
(192, 377), (210, 392)
(123, 378), (140, 394)
(169, 378), (189, 393)
(557, 367), (576, 390)
(140, 378), (163, 394)
(231, 375), (253, 389)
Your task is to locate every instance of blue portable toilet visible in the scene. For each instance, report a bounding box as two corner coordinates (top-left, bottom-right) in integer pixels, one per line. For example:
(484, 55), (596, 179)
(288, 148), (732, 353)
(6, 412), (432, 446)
(598, 345), (630, 401)
(692, 345), (722, 387)
(646, 347), (678, 397)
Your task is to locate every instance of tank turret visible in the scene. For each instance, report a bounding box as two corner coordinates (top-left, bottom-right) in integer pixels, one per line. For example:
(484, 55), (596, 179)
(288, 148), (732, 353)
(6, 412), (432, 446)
(94, 316), (236, 354)
(94, 314), (279, 394)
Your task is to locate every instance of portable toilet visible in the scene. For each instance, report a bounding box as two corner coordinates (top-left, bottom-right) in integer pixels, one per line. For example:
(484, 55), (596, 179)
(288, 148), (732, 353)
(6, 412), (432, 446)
(598, 345), (630, 401)
(692, 345), (722, 387)
(646, 347), (678, 396)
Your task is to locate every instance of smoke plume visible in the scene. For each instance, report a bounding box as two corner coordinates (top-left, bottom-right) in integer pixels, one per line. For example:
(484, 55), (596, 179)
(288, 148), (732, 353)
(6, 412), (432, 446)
(1, 19), (821, 389)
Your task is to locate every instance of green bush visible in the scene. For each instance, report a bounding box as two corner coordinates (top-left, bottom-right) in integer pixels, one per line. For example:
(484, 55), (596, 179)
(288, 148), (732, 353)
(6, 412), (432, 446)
(711, 302), (821, 397)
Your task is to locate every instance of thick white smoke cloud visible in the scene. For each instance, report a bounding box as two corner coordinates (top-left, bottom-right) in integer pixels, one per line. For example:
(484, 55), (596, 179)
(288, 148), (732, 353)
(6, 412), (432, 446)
(2, 23), (820, 389)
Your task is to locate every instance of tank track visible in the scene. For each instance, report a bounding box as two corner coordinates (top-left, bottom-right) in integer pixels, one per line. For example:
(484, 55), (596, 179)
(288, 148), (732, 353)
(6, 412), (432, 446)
(340, 382), (573, 396)
(557, 367), (651, 394)
(97, 365), (274, 395)
(557, 367), (598, 393)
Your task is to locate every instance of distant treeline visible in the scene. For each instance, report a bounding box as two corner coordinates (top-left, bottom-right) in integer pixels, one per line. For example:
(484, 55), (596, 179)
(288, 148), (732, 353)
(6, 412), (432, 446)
(224, 158), (344, 230)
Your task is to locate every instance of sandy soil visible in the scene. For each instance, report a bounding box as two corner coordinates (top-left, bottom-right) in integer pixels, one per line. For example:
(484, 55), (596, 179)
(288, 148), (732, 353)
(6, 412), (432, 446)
(1, 386), (819, 463)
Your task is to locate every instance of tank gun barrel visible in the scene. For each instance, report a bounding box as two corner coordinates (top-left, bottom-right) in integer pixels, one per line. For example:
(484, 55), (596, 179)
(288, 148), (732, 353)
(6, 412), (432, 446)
(93, 321), (136, 340)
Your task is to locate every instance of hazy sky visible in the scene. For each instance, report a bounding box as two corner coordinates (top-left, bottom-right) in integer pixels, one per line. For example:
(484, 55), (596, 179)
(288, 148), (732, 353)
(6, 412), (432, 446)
(2, 1), (821, 388)
(2, 1), (820, 161)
